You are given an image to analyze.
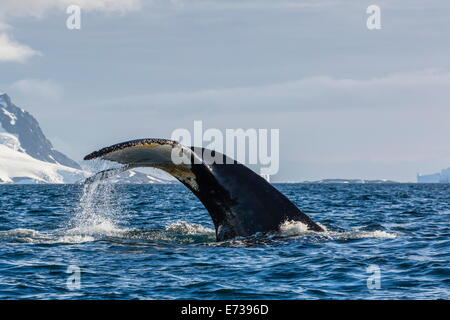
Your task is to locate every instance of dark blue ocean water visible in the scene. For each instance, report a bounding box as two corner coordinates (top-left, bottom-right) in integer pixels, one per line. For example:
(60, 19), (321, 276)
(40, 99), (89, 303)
(0, 183), (449, 299)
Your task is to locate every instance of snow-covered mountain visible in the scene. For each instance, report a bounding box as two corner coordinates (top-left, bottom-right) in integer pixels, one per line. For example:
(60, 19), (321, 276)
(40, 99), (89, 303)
(109, 169), (175, 184)
(0, 93), (87, 183)
(0, 93), (80, 169)
(0, 93), (175, 184)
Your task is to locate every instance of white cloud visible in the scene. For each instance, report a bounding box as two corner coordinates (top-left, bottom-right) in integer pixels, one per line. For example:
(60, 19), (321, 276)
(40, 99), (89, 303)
(0, 32), (41, 62)
(92, 69), (450, 114)
(9, 79), (64, 101)
(0, 0), (141, 62)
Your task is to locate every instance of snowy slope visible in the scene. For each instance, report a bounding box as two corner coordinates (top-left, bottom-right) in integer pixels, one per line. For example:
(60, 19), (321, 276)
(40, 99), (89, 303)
(0, 93), (175, 184)
(0, 143), (87, 184)
(0, 94), (87, 183)
(110, 169), (175, 184)
(0, 93), (80, 169)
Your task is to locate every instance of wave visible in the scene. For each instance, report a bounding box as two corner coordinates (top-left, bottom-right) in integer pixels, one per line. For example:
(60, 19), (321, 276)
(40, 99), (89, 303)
(278, 220), (397, 240)
(165, 221), (214, 235)
(64, 220), (127, 237)
(0, 221), (216, 245)
(0, 228), (95, 244)
(0, 220), (395, 246)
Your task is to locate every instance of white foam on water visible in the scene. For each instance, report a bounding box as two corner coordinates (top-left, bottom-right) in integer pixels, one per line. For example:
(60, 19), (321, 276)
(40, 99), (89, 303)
(278, 220), (397, 240)
(64, 220), (126, 237)
(54, 235), (95, 243)
(0, 228), (95, 244)
(351, 230), (397, 239)
(0, 228), (40, 236)
(279, 220), (310, 235)
(165, 221), (215, 235)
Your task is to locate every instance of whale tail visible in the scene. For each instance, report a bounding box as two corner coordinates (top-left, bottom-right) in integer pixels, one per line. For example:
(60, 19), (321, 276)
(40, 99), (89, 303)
(84, 138), (323, 241)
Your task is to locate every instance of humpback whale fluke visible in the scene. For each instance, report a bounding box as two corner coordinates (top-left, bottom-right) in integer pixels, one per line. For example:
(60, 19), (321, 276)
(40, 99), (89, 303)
(84, 138), (323, 241)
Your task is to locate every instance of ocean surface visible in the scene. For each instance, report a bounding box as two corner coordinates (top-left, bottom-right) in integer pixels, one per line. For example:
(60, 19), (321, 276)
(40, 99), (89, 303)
(0, 183), (448, 299)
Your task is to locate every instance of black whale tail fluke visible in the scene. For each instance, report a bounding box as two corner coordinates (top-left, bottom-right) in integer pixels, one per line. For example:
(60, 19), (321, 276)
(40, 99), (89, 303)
(84, 138), (323, 241)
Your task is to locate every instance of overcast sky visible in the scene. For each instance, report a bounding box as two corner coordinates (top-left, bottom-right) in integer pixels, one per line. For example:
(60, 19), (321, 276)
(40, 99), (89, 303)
(1, 0), (449, 182)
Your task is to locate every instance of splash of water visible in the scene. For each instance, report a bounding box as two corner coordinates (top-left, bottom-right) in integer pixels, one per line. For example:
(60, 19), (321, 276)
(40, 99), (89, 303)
(68, 163), (126, 236)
